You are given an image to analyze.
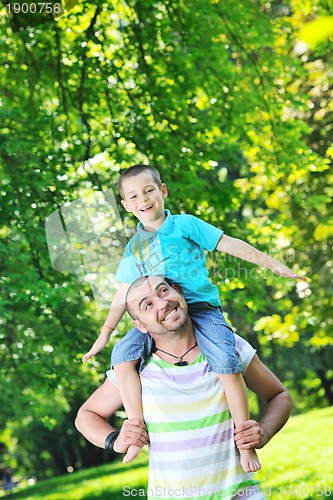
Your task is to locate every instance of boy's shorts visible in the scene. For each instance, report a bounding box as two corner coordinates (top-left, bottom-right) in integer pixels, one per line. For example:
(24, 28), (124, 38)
(111, 303), (242, 374)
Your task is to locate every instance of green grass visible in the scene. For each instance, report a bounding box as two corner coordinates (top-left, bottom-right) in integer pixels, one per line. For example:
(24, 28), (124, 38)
(256, 406), (333, 499)
(3, 407), (332, 499)
(1, 451), (149, 500)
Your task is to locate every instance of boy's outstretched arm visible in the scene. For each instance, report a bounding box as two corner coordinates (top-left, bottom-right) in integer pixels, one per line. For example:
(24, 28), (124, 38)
(82, 281), (130, 361)
(216, 235), (307, 281)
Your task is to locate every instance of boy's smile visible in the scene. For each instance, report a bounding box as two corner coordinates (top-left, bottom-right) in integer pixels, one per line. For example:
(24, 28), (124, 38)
(120, 171), (168, 231)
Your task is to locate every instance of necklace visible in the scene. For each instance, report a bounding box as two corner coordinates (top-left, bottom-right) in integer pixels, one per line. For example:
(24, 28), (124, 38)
(154, 342), (198, 366)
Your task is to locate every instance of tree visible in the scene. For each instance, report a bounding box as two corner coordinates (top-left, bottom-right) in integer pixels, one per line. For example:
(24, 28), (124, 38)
(0, 0), (331, 478)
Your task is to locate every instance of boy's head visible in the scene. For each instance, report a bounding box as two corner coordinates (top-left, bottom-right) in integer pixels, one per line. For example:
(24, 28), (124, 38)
(118, 165), (168, 227)
(118, 165), (162, 198)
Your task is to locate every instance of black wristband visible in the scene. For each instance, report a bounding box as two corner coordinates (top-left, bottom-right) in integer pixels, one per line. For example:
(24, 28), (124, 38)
(104, 431), (121, 454)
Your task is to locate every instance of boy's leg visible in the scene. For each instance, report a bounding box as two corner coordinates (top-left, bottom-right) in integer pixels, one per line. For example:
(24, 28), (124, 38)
(218, 372), (261, 472)
(189, 306), (261, 473)
(114, 361), (145, 463)
(111, 327), (153, 463)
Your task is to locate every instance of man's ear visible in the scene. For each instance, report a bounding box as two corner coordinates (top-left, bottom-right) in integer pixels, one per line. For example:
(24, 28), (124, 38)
(133, 319), (148, 334)
(121, 199), (131, 212)
(171, 282), (184, 296)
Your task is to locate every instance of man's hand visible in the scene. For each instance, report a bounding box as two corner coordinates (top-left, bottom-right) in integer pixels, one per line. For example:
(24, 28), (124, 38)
(234, 420), (268, 450)
(113, 419), (149, 454)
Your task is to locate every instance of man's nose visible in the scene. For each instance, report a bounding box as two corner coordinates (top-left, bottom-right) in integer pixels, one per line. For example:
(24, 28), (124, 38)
(156, 296), (167, 309)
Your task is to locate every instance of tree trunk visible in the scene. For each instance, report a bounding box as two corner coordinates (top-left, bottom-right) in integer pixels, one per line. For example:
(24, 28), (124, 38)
(316, 369), (333, 406)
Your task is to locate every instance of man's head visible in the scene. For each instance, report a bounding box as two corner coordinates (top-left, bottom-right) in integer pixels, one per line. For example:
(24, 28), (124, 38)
(125, 276), (190, 337)
(118, 165), (168, 226)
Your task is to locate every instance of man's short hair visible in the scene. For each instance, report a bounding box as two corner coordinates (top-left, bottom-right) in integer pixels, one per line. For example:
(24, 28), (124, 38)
(118, 165), (162, 198)
(125, 275), (174, 319)
(125, 276), (150, 319)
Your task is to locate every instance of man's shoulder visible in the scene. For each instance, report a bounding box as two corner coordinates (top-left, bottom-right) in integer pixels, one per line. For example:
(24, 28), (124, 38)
(234, 333), (254, 352)
(234, 334), (257, 372)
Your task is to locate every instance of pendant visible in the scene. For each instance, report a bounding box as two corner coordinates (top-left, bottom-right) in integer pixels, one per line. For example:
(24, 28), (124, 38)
(174, 361), (188, 366)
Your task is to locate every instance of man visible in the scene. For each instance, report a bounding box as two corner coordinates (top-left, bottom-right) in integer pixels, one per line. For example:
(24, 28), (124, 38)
(75, 276), (292, 499)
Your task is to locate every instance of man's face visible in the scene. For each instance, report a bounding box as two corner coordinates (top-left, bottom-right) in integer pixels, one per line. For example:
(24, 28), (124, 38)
(127, 277), (189, 336)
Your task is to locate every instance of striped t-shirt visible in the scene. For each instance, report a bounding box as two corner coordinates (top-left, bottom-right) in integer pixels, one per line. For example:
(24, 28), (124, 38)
(108, 334), (265, 500)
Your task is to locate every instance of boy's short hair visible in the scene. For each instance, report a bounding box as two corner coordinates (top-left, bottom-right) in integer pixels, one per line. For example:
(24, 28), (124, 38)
(118, 164), (162, 198)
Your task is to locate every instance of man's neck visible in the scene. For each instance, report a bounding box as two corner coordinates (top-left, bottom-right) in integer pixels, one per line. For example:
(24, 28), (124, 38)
(152, 322), (197, 358)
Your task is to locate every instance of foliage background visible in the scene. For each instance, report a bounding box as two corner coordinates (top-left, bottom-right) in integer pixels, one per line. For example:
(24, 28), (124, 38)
(0, 0), (332, 484)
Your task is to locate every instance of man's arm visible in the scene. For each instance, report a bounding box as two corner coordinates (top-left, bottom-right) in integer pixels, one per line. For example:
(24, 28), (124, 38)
(75, 378), (148, 453)
(216, 234), (306, 280)
(234, 354), (293, 450)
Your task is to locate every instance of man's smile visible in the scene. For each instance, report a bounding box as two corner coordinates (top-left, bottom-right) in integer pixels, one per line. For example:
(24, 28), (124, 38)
(161, 306), (178, 322)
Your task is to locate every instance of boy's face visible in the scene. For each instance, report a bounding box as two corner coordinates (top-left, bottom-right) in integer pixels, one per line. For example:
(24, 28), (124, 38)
(120, 171), (168, 227)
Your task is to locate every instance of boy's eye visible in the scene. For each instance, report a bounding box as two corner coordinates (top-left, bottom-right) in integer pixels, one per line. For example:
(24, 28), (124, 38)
(146, 189), (153, 193)
(130, 195), (136, 199)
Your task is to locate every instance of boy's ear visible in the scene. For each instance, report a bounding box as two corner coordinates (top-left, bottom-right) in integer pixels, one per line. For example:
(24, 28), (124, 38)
(121, 199), (131, 212)
(161, 183), (168, 199)
(133, 319), (148, 334)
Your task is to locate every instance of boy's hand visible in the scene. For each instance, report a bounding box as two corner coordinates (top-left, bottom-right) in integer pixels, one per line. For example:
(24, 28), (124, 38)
(82, 334), (111, 362)
(271, 262), (307, 281)
(82, 348), (99, 362)
(114, 419), (149, 454)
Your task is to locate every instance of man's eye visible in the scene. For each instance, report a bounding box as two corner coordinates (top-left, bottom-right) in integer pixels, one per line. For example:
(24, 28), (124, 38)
(161, 288), (168, 294)
(145, 303), (151, 310)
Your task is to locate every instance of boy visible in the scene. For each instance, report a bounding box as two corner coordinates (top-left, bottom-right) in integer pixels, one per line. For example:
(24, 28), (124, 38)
(83, 165), (306, 472)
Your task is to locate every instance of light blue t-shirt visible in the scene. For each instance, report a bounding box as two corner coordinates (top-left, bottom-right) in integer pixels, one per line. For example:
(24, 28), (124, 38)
(115, 210), (223, 305)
